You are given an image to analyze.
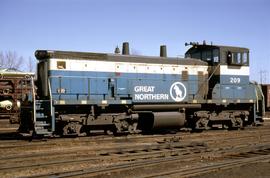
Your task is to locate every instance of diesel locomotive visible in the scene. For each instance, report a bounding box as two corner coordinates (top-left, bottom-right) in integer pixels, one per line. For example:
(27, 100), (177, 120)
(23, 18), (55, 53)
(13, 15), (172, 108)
(19, 42), (264, 136)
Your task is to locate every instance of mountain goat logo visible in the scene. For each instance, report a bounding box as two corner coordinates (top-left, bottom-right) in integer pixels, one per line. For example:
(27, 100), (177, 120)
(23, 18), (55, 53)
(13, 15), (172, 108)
(170, 82), (186, 102)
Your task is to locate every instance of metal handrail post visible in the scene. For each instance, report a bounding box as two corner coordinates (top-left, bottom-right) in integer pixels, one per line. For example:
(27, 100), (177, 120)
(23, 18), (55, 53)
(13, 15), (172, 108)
(48, 78), (55, 132)
(31, 77), (36, 124)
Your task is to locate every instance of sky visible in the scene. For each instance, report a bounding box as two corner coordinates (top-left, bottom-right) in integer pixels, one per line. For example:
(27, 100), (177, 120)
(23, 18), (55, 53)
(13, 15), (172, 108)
(0, 0), (269, 82)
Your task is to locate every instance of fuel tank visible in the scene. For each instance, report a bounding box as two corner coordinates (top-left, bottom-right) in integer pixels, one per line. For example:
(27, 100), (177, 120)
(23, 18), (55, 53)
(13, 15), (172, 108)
(137, 112), (186, 131)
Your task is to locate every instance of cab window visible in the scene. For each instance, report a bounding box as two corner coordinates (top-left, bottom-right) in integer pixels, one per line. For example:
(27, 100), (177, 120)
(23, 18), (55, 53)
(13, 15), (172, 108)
(227, 51), (249, 66)
(213, 49), (219, 63)
(57, 61), (66, 69)
(191, 52), (201, 59)
(202, 50), (212, 61)
(233, 52), (241, 64)
(242, 52), (248, 65)
(186, 48), (220, 64)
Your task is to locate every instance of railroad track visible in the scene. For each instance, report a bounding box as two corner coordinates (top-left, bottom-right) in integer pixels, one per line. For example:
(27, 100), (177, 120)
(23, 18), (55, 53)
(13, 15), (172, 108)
(0, 119), (269, 143)
(0, 128), (269, 159)
(1, 121), (270, 177)
(0, 119), (269, 150)
(1, 125), (269, 149)
(1, 131), (269, 163)
(0, 141), (207, 177)
(0, 119), (18, 133)
(143, 144), (270, 178)
(19, 143), (270, 178)
(1, 138), (270, 177)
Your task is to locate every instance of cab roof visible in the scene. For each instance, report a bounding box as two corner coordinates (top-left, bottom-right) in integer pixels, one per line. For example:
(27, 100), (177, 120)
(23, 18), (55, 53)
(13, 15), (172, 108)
(185, 44), (249, 54)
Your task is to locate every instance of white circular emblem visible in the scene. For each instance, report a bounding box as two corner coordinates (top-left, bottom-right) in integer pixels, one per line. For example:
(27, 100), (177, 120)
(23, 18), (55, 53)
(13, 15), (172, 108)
(170, 82), (187, 102)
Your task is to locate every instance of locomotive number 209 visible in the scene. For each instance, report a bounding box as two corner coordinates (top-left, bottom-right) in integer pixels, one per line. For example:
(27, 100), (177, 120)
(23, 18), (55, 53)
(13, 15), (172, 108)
(230, 77), (241, 83)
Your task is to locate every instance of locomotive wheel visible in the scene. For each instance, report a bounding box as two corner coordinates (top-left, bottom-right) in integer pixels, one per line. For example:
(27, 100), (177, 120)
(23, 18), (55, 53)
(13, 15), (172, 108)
(195, 118), (210, 130)
(128, 123), (139, 134)
(63, 122), (82, 136)
(231, 117), (244, 129)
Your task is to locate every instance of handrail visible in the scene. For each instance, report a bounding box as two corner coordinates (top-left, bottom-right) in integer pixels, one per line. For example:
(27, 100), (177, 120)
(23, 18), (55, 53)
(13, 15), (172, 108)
(256, 84), (265, 115)
(195, 63), (221, 98)
(48, 78), (55, 131)
(31, 76), (36, 124)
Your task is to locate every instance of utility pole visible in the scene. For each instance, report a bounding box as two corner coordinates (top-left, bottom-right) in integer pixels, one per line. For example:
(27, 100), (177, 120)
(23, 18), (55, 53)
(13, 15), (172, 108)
(259, 70), (268, 84)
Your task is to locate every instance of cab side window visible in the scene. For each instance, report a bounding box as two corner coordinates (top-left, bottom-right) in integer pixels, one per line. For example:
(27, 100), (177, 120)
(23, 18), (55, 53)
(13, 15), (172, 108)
(233, 52), (241, 65)
(227, 51), (248, 66)
(213, 49), (219, 63)
(191, 52), (201, 59)
(57, 61), (66, 69)
(202, 50), (212, 61)
(242, 52), (248, 65)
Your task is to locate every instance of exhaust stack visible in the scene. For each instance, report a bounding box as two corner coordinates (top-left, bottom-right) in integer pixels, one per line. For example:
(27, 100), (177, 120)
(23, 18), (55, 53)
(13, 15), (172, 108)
(122, 42), (130, 55)
(160, 45), (167, 57)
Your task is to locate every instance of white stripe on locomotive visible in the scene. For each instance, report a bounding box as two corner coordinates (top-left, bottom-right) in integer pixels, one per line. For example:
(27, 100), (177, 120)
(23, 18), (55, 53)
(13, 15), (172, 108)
(219, 65), (249, 76)
(49, 58), (208, 75)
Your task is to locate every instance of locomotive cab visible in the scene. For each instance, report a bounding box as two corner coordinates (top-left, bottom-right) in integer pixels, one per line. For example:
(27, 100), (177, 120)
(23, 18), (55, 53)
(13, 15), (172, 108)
(185, 42), (264, 125)
(185, 43), (250, 99)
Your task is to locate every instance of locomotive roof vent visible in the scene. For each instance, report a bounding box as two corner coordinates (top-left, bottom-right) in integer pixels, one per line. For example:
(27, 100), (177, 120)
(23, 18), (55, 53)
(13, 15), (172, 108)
(160, 45), (167, 57)
(185, 41), (213, 47)
(122, 42), (130, 55)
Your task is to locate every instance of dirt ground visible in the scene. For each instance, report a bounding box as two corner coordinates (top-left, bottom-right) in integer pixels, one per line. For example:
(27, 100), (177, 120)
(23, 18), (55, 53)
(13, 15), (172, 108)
(1, 120), (270, 177)
(193, 161), (270, 178)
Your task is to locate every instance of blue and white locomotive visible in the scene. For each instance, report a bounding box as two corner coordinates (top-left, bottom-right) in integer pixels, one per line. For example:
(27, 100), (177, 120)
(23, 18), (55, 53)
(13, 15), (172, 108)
(20, 42), (264, 136)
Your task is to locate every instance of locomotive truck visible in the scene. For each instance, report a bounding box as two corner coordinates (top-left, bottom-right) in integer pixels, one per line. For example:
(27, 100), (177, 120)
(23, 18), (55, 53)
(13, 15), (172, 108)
(19, 42), (264, 136)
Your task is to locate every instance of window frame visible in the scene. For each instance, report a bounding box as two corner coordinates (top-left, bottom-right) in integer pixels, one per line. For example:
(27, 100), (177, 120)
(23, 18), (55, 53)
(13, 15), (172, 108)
(57, 61), (66, 69)
(227, 51), (249, 66)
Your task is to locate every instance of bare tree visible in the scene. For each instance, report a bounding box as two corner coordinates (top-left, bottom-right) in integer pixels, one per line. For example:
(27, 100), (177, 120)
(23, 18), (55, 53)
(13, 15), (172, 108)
(26, 57), (36, 72)
(0, 51), (24, 70)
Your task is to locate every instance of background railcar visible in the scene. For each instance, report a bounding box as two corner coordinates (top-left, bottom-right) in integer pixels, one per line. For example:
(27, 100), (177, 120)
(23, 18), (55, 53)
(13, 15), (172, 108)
(262, 84), (270, 117)
(0, 68), (34, 132)
(0, 68), (34, 122)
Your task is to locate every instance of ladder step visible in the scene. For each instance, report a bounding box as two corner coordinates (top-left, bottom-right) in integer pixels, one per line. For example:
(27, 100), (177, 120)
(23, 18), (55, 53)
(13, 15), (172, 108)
(35, 123), (50, 127)
(34, 99), (53, 136)
(35, 127), (50, 131)
(35, 127), (50, 132)
(35, 131), (52, 136)
(36, 107), (44, 111)
(36, 121), (47, 124)
(35, 126), (49, 130)
(36, 115), (48, 119)
(36, 100), (50, 102)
